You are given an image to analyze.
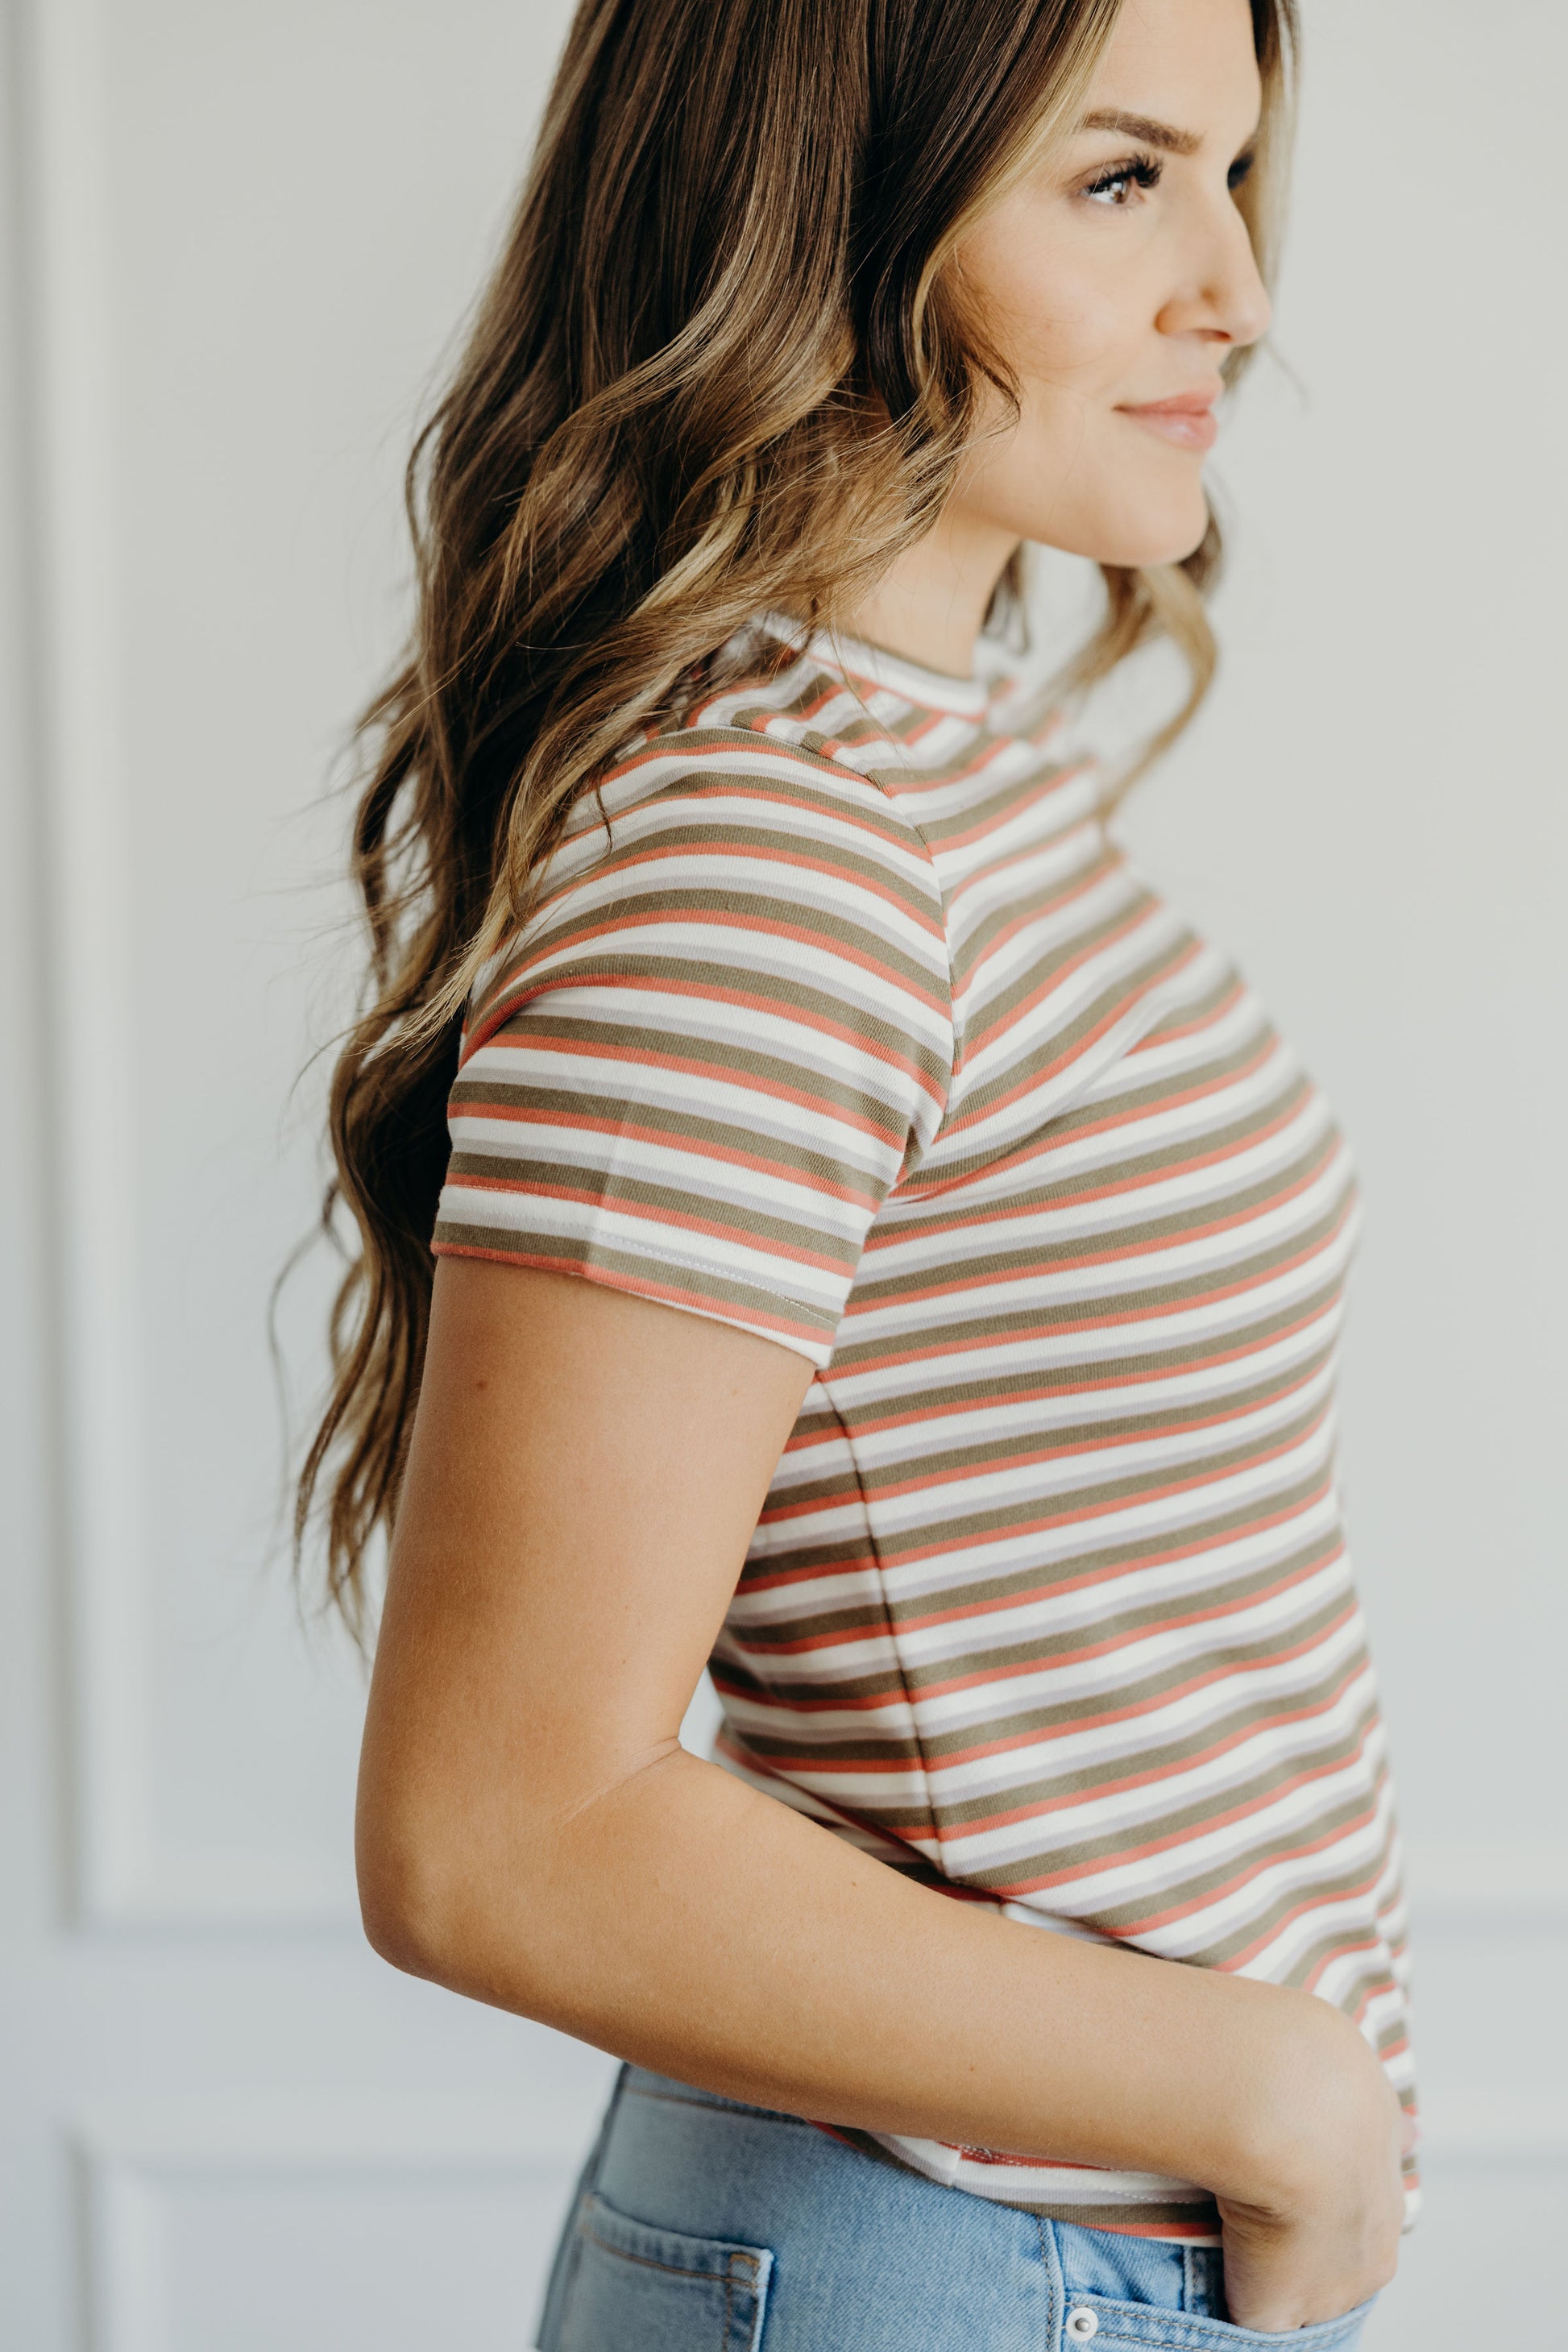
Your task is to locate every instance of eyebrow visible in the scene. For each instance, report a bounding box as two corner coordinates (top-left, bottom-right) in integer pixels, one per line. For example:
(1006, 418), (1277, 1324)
(1078, 108), (1202, 158)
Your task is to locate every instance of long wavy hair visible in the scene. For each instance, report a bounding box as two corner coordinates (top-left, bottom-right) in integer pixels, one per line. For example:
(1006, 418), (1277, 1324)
(298, 0), (1299, 1636)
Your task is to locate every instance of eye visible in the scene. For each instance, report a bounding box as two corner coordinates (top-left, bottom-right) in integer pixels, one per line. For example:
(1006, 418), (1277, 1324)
(1081, 152), (1163, 208)
(1228, 150), (1256, 192)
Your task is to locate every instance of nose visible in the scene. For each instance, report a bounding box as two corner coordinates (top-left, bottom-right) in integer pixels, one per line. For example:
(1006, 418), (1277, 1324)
(1158, 192), (1273, 354)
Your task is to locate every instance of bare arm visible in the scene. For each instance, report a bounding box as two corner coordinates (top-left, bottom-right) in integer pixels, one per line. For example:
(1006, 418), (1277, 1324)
(357, 1259), (1405, 2329)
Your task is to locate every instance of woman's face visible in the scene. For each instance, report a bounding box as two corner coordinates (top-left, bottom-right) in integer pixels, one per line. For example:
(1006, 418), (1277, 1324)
(952, 0), (1271, 570)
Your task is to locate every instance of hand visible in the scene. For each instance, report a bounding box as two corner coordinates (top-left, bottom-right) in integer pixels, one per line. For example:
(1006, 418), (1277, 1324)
(1215, 1999), (1409, 2333)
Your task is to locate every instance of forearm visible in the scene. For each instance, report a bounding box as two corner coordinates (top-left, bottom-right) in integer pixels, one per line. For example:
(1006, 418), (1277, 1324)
(364, 1740), (1343, 2205)
(359, 1267), (1406, 2332)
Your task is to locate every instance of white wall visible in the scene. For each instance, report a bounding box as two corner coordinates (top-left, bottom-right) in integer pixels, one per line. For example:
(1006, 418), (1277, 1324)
(0, 0), (1562, 2346)
(2, 3), (612, 2348)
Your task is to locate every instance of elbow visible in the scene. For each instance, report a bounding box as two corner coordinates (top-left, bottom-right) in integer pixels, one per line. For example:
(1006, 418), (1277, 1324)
(355, 1777), (498, 1989)
(355, 1819), (460, 1984)
(354, 1739), (683, 2014)
(354, 1789), (566, 2014)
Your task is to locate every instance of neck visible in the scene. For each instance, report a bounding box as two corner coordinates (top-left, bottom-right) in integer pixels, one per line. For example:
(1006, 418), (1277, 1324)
(839, 500), (1020, 681)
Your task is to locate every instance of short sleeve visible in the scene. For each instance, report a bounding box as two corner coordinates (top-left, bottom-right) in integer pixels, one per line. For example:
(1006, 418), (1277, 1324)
(431, 755), (954, 1366)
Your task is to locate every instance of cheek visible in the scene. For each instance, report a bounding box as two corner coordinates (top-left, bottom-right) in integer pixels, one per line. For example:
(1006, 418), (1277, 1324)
(964, 214), (1143, 394)
(953, 224), (1207, 566)
(1006, 277), (1136, 394)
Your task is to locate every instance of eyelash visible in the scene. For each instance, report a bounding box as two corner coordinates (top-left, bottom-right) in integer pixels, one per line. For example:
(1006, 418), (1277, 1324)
(1079, 149), (1258, 207)
(1081, 151), (1163, 207)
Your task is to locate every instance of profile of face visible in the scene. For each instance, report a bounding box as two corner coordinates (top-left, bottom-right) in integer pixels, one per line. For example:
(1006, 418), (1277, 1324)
(951, 0), (1272, 570)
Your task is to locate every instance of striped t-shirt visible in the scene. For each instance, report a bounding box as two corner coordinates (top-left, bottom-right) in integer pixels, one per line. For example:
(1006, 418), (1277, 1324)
(432, 616), (1417, 2241)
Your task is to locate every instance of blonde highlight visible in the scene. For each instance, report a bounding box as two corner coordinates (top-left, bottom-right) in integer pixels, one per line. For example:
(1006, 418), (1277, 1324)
(296, 0), (1299, 1636)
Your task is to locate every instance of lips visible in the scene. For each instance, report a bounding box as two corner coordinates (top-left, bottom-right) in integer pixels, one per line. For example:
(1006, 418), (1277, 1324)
(1116, 392), (1221, 453)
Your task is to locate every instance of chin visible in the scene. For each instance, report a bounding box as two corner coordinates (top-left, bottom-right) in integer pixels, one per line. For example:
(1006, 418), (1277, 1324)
(1032, 479), (1212, 572)
(1091, 496), (1211, 570)
(1114, 475), (1213, 566)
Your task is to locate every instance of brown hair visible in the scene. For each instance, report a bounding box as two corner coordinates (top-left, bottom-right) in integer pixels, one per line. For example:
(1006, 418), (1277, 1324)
(298, 0), (1298, 1635)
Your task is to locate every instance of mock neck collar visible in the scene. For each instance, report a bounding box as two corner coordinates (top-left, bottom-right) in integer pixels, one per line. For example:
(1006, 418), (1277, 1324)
(753, 612), (993, 723)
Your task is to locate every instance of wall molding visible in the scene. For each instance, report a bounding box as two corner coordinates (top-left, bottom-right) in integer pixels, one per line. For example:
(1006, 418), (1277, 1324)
(74, 2098), (594, 2352)
(18, 0), (365, 1935)
(22, 0), (164, 1927)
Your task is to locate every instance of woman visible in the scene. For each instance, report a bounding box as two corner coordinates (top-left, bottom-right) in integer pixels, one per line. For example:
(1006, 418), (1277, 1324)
(301, 0), (1416, 2342)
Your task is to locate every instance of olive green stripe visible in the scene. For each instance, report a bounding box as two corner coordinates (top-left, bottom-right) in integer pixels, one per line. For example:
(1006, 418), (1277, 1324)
(870, 1074), (1324, 1253)
(736, 1517), (1342, 1668)
(458, 1025), (931, 1140)
(515, 873), (945, 989)
(431, 1223), (836, 1332)
(826, 1254), (1350, 1376)
(769, 1347), (1335, 1511)
(792, 1298), (1342, 1429)
(450, 1089), (881, 1193)
(445, 1152), (864, 1267)
(736, 1461), (1340, 1617)
(967, 1732), (1386, 1917)
(732, 1595), (1359, 1752)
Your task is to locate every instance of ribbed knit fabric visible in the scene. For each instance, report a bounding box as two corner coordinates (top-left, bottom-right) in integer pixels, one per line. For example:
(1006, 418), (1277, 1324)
(433, 616), (1417, 2241)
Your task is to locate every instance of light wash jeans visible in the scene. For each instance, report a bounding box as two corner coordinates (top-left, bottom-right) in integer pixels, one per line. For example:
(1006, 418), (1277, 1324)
(535, 2063), (1374, 2352)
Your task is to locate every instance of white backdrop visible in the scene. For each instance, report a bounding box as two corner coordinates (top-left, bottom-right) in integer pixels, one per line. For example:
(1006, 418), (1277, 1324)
(1, 0), (1562, 2346)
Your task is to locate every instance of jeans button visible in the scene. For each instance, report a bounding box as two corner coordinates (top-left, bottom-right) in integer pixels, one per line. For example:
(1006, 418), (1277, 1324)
(1066, 2311), (1099, 2342)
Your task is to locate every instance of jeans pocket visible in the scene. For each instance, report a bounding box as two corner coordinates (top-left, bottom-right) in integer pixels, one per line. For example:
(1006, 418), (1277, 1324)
(1066, 2293), (1375, 2350)
(552, 2188), (774, 2352)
